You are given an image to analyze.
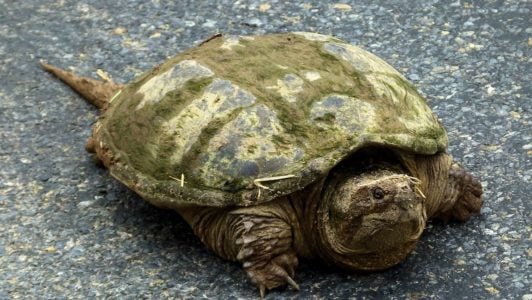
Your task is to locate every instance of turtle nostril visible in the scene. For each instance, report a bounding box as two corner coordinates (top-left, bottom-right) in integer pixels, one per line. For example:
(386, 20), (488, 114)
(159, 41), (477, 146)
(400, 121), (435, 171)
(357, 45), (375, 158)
(400, 182), (412, 192)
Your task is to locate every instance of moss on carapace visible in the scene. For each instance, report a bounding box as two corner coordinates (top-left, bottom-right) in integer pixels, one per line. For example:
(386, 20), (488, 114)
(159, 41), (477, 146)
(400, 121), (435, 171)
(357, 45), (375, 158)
(96, 32), (447, 207)
(104, 77), (214, 180)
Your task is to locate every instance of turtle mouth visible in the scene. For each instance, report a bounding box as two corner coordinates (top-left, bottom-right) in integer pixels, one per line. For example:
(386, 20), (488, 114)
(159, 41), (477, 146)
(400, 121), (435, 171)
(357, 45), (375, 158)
(354, 205), (426, 252)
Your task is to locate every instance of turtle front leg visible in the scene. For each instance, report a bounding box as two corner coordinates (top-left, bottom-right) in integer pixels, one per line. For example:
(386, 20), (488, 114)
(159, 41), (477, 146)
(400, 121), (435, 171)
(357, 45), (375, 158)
(231, 211), (299, 296)
(178, 202), (300, 296)
(434, 163), (483, 221)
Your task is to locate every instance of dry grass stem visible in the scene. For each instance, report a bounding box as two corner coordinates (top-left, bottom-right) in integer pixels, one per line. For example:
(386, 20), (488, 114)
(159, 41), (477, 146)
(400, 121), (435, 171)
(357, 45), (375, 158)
(253, 174), (296, 190)
(109, 89), (122, 103)
(96, 69), (112, 82)
(169, 174), (186, 187)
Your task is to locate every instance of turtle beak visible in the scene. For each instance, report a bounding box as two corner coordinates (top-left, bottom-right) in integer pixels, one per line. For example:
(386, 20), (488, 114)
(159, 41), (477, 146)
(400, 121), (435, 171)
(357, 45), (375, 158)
(396, 180), (425, 218)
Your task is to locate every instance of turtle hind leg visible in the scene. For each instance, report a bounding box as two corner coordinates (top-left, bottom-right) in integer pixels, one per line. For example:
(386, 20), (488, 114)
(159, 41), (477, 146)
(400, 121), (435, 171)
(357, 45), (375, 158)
(435, 163), (483, 222)
(41, 61), (124, 109)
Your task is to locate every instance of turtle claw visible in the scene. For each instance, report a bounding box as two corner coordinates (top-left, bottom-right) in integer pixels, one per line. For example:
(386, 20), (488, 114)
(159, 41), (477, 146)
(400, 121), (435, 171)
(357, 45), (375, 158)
(259, 285), (266, 299)
(284, 275), (300, 291)
(245, 252), (299, 297)
(257, 276), (298, 298)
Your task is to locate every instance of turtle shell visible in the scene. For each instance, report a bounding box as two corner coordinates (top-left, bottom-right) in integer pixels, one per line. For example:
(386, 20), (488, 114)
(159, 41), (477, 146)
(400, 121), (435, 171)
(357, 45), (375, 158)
(94, 32), (447, 209)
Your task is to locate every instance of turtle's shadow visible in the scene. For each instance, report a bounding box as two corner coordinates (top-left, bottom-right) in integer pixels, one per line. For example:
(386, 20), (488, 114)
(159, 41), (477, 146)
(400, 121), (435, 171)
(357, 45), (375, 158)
(106, 181), (200, 249)
(102, 179), (259, 295)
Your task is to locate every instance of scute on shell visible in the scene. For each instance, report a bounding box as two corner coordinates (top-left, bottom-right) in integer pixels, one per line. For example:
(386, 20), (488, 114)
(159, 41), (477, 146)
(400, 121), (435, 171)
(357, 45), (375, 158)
(94, 32), (447, 208)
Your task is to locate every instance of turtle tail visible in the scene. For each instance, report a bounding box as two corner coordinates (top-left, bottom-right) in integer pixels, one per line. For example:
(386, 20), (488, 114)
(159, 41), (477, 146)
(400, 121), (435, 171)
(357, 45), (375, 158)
(41, 61), (123, 109)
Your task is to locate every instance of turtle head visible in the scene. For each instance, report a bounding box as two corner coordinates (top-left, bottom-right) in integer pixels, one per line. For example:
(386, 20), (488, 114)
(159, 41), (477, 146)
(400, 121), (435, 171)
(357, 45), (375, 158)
(315, 168), (426, 271)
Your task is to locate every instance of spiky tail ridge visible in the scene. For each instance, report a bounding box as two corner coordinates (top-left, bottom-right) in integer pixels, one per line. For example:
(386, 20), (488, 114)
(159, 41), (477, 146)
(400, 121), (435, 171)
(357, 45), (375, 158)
(41, 61), (123, 109)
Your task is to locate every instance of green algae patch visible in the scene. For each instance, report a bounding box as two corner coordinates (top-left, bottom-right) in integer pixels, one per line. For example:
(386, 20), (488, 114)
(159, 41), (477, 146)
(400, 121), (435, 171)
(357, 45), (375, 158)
(94, 32), (448, 208)
(103, 76), (214, 180)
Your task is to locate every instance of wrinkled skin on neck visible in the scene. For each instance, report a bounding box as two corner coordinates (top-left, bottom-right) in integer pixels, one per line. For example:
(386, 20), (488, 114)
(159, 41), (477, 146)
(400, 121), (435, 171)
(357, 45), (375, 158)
(301, 168), (427, 271)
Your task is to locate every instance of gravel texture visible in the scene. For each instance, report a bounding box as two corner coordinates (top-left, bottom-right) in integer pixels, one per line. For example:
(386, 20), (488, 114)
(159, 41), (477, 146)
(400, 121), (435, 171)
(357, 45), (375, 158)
(1, 0), (530, 299)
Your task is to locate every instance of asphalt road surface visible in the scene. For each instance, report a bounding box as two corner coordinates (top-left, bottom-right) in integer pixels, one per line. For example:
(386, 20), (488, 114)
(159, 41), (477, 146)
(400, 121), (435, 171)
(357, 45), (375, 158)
(1, 0), (530, 299)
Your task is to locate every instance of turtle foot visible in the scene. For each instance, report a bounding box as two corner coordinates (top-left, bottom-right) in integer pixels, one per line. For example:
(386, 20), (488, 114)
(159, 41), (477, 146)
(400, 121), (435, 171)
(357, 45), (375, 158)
(244, 251), (299, 297)
(438, 164), (483, 222)
(231, 213), (299, 297)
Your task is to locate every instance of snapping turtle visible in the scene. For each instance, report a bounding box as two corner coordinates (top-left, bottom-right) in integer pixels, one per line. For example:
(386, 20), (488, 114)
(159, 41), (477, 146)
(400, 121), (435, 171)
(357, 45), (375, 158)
(43, 32), (483, 296)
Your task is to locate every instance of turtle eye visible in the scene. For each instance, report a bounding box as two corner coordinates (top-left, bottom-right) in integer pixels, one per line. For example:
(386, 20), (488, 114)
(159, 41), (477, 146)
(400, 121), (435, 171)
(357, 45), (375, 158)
(372, 187), (385, 200)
